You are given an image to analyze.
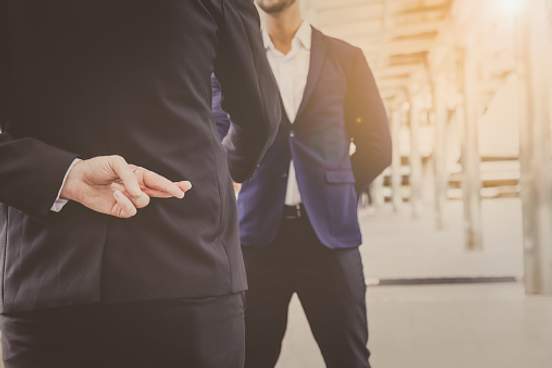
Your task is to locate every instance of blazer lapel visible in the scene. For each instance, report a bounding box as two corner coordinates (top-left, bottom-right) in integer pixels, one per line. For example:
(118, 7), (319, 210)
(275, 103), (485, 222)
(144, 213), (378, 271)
(295, 28), (327, 122)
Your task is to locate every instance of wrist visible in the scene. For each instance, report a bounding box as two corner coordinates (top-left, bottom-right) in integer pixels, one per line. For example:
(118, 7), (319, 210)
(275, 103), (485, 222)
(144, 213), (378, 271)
(60, 159), (84, 202)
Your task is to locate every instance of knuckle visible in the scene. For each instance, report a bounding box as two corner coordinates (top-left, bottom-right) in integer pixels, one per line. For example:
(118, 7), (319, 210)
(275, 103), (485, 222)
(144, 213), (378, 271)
(111, 155), (126, 165)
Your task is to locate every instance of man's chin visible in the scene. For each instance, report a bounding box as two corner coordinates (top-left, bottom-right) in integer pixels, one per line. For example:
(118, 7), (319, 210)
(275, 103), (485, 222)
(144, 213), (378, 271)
(257, 0), (295, 14)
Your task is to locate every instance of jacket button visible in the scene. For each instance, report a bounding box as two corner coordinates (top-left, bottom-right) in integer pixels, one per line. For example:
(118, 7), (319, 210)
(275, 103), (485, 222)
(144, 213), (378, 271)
(355, 117), (363, 124)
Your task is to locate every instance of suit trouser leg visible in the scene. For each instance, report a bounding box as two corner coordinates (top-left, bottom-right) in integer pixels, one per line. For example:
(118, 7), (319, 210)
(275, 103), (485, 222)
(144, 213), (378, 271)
(243, 217), (370, 368)
(1, 293), (245, 368)
(243, 241), (295, 368)
(0, 305), (103, 368)
(296, 238), (370, 368)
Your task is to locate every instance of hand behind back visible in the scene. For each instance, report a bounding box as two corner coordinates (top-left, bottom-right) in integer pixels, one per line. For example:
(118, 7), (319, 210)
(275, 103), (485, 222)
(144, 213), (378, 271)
(61, 155), (192, 218)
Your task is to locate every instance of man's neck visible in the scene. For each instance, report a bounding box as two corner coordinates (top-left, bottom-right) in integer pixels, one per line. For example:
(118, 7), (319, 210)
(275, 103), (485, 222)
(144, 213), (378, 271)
(263, 7), (303, 55)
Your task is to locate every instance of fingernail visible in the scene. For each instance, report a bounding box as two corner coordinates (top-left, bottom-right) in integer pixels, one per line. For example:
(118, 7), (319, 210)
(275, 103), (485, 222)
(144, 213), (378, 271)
(177, 182), (192, 199)
(172, 187), (185, 199)
(138, 194), (150, 207)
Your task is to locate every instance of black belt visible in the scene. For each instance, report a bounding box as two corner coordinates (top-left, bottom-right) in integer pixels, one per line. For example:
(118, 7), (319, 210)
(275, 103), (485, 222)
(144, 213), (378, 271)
(283, 204), (305, 220)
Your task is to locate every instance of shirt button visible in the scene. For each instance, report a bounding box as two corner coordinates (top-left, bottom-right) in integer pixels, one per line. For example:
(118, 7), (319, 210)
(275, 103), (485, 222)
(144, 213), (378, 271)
(355, 117), (363, 124)
(290, 132), (295, 137)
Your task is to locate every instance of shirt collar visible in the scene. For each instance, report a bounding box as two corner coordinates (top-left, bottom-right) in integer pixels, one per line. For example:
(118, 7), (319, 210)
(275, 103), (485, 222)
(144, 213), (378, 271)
(262, 21), (312, 52)
(295, 21), (312, 50)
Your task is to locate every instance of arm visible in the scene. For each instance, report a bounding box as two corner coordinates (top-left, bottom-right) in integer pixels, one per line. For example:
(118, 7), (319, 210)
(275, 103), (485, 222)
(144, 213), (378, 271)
(1, 19), (188, 219)
(345, 48), (392, 190)
(0, 14), (78, 217)
(214, 0), (281, 183)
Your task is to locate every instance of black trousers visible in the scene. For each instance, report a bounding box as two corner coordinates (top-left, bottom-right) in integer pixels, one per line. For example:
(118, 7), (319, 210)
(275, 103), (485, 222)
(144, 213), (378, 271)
(243, 214), (370, 368)
(1, 293), (245, 368)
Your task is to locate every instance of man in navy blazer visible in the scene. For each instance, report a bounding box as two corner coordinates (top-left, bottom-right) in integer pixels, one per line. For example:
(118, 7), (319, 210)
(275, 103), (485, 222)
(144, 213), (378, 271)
(213, 1), (391, 366)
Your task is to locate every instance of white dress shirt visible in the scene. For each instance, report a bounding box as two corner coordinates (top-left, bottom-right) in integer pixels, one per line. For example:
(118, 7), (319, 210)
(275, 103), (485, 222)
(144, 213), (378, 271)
(262, 22), (311, 206)
(51, 159), (80, 212)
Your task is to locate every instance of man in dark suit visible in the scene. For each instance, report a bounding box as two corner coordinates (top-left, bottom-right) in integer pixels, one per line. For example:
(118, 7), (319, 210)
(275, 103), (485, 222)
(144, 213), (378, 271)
(0, 1), (280, 367)
(214, 1), (391, 367)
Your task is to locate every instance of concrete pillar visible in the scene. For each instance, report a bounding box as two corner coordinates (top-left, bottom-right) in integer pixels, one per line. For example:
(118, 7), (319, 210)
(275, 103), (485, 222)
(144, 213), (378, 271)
(458, 44), (483, 251)
(408, 96), (423, 219)
(432, 75), (449, 230)
(371, 174), (386, 210)
(390, 107), (404, 212)
(517, 0), (552, 295)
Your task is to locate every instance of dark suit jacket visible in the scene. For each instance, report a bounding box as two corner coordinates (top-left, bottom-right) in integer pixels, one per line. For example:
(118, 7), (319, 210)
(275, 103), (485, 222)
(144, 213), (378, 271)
(0, 0), (280, 313)
(214, 28), (391, 249)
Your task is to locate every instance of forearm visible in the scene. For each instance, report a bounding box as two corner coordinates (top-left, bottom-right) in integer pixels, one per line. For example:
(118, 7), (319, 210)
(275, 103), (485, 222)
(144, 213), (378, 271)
(222, 124), (270, 183)
(350, 113), (392, 186)
(0, 134), (78, 217)
(346, 48), (392, 187)
(214, 0), (281, 183)
(352, 138), (391, 187)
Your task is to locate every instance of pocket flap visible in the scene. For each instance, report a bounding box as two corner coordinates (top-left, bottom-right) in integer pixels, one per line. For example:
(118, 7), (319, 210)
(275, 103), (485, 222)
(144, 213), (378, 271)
(325, 170), (356, 184)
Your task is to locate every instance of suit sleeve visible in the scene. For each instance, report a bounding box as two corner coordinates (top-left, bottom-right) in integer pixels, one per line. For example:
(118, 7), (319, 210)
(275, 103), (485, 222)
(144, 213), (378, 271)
(214, 0), (281, 183)
(345, 48), (392, 189)
(1, 13), (77, 217)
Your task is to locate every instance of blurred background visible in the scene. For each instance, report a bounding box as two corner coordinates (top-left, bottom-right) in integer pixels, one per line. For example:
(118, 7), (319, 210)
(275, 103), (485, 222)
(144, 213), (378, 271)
(275, 0), (552, 367)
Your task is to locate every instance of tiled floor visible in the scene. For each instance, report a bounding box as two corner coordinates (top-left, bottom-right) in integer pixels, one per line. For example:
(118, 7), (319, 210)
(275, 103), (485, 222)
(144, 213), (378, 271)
(277, 283), (552, 368)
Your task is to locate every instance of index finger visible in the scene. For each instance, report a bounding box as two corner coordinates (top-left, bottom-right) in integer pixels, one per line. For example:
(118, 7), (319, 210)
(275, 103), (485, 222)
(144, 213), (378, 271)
(142, 169), (186, 199)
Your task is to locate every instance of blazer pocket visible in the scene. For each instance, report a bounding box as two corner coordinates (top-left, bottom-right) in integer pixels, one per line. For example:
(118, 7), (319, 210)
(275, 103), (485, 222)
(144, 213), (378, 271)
(325, 170), (356, 184)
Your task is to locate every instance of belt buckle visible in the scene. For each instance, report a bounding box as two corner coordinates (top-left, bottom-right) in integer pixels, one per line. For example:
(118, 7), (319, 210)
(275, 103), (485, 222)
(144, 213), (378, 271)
(295, 204), (301, 218)
(285, 204), (302, 220)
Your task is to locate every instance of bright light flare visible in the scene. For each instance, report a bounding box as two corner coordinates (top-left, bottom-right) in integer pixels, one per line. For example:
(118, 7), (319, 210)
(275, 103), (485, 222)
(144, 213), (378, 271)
(501, 0), (524, 15)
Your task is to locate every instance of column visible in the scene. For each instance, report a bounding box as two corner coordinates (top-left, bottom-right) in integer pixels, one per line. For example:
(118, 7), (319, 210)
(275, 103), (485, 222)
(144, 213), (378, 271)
(458, 43), (483, 251)
(408, 95), (423, 218)
(390, 106), (404, 212)
(517, 0), (552, 295)
(432, 74), (449, 230)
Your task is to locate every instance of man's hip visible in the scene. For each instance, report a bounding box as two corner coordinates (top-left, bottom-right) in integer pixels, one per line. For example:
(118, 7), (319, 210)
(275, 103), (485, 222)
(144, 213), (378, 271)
(1, 293), (245, 368)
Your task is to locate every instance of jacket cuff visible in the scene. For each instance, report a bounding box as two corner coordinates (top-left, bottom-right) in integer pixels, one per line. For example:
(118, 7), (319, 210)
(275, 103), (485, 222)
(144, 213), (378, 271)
(50, 159), (81, 212)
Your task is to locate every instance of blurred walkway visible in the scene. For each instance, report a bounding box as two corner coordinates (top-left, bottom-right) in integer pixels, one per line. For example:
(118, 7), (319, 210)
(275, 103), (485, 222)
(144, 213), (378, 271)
(361, 198), (524, 281)
(275, 198), (551, 367)
(278, 283), (552, 368)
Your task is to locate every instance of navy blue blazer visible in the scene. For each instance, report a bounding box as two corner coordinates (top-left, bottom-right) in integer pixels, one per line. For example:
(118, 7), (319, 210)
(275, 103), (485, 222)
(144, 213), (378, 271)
(213, 28), (391, 249)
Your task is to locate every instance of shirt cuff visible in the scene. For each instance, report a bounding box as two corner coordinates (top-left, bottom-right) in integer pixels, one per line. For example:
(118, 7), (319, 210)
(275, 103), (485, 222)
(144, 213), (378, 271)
(50, 159), (80, 213)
